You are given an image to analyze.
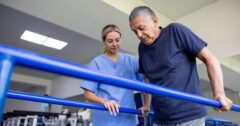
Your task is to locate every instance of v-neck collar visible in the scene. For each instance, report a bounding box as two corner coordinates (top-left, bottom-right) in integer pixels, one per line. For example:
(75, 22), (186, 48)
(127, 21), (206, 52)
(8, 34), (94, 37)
(101, 53), (121, 68)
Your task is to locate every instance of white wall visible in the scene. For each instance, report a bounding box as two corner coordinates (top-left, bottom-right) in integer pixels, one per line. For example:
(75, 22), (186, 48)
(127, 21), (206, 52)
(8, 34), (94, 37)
(4, 99), (42, 113)
(6, 57), (88, 113)
(50, 75), (84, 112)
(175, 1), (240, 123)
(51, 76), (84, 98)
(12, 73), (52, 94)
(204, 91), (240, 124)
(4, 88), (45, 113)
(177, 0), (240, 59)
(4, 73), (52, 113)
(177, 0), (240, 98)
(102, 0), (172, 27)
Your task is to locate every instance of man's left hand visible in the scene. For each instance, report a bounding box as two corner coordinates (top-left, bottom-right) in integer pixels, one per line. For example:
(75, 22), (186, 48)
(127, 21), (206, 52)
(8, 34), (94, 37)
(214, 95), (233, 112)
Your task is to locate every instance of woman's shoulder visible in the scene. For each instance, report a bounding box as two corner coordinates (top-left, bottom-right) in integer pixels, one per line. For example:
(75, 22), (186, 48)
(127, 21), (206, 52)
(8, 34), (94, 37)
(86, 54), (105, 66)
(119, 52), (136, 59)
(91, 54), (105, 61)
(119, 52), (138, 64)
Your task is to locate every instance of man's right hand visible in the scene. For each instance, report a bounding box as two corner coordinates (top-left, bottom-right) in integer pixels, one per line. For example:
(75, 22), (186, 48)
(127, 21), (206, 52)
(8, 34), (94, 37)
(139, 105), (150, 117)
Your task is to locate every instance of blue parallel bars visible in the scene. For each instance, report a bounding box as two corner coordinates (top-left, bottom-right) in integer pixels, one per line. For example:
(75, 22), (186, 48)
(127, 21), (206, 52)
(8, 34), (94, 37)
(7, 91), (237, 125)
(0, 55), (14, 120)
(0, 44), (240, 121)
(206, 117), (238, 126)
(7, 90), (154, 116)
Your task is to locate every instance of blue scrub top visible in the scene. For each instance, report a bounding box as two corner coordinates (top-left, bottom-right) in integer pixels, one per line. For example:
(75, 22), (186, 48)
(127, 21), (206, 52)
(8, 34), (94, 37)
(81, 52), (143, 126)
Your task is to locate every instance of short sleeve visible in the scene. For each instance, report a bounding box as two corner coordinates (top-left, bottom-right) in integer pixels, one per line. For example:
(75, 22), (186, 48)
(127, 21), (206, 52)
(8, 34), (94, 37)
(173, 23), (207, 57)
(139, 56), (145, 74)
(80, 59), (99, 93)
(130, 55), (144, 81)
(138, 44), (145, 75)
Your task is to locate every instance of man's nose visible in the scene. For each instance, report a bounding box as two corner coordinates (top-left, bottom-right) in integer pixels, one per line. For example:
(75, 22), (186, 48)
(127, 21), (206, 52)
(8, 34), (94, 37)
(136, 31), (143, 38)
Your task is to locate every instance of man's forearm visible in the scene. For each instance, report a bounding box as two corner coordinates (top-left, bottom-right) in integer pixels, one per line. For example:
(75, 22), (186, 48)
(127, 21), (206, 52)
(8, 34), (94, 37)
(206, 56), (225, 97)
(143, 93), (151, 107)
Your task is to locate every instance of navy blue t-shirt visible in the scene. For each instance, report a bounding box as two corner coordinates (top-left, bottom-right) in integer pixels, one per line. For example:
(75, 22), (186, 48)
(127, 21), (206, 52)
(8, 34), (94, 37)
(138, 23), (207, 124)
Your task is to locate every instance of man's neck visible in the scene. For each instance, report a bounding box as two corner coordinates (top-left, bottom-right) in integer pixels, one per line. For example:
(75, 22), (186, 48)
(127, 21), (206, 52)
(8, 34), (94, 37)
(150, 27), (161, 45)
(156, 27), (161, 39)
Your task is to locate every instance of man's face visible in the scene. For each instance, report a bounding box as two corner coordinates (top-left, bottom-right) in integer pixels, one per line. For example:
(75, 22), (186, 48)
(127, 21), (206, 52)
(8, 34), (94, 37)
(130, 14), (158, 46)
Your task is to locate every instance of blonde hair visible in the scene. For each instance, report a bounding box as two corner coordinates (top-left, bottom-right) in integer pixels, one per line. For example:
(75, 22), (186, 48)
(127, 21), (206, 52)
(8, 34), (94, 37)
(102, 24), (121, 41)
(102, 24), (122, 53)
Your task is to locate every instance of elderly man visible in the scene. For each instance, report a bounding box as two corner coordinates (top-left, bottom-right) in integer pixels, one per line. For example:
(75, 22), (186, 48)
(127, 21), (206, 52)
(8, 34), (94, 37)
(129, 6), (232, 126)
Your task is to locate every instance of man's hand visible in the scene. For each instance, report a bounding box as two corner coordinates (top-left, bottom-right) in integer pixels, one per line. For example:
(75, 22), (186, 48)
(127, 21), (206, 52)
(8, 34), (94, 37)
(102, 100), (120, 116)
(214, 95), (233, 112)
(139, 105), (150, 117)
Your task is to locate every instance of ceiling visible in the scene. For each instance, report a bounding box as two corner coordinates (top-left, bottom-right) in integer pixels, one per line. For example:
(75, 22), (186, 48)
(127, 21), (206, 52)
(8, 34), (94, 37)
(0, 3), (102, 79)
(0, 0), (222, 79)
(0, 0), (240, 93)
(0, 0), (138, 80)
(142, 0), (218, 20)
(0, 4), (102, 65)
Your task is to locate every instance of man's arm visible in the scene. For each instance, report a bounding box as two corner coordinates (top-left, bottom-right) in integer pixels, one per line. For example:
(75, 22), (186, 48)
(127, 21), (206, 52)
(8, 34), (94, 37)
(140, 76), (152, 116)
(197, 47), (232, 111)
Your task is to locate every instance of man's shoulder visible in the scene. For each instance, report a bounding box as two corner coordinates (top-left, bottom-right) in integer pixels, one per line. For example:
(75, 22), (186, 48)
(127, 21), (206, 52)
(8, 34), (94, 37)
(165, 23), (186, 30)
(168, 23), (185, 27)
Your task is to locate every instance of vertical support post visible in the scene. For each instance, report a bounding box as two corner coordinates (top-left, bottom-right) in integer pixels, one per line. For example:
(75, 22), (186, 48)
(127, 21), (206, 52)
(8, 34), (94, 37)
(214, 120), (219, 126)
(0, 55), (14, 121)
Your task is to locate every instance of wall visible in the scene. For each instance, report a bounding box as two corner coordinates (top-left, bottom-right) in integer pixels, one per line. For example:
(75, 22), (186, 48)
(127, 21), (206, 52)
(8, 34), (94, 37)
(4, 87), (45, 113)
(4, 73), (52, 113)
(4, 99), (42, 113)
(177, 0), (240, 59)
(12, 73), (52, 94)
(204, 91), (240, 124)
(50, 75), (84, 112)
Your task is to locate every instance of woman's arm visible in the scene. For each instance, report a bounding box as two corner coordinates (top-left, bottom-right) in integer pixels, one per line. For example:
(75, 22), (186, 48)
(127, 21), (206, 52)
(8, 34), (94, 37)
(84, 89), (120, 116)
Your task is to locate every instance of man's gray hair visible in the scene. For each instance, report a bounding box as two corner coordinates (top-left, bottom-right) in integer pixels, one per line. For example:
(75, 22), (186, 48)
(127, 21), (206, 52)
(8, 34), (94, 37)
(129, 6), (156, 21)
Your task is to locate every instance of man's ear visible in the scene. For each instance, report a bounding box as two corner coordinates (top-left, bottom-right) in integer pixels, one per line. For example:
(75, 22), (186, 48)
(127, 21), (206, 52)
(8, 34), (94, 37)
(152, 16), (158, 27)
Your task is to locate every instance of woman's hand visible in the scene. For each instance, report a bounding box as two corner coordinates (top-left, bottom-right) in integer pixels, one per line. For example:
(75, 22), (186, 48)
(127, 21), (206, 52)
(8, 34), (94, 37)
(102, 100), (120, 116)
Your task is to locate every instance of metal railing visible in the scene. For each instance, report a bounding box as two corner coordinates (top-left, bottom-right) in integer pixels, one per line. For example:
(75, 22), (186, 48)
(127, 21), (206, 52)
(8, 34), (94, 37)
(206, 117), (238, 126)
(0, 44), (240, 122)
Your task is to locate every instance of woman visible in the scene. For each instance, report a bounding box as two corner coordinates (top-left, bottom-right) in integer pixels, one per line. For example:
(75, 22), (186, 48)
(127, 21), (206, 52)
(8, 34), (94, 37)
(80, 24), (143, 126)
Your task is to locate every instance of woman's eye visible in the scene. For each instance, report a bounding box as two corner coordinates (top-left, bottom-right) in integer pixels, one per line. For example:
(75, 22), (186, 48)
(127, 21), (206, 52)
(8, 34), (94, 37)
(107, 40), (113, 43)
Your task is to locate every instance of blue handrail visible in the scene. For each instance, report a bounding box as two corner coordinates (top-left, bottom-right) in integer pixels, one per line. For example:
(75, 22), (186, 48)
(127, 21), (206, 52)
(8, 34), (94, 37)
(0, 44), (240, 120)
(206, 117), (236, 123)
(7, 91), (238, 125)
(206, 117), (238, 126)
(7, 90), (154, 116)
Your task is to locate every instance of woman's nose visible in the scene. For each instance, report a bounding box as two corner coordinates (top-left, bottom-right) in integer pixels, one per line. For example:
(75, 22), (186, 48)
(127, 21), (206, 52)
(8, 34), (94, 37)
(113, 41), (117, 46)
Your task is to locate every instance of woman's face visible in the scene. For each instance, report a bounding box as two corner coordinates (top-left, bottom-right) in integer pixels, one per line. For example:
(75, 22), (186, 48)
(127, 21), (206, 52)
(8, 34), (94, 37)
(104, 31), (121, 54)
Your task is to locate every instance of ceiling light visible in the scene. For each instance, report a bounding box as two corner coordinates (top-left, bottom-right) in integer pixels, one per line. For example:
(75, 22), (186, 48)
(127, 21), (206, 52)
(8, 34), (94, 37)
(20, 30), (47, 44)
(43, 37), (68, 50)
